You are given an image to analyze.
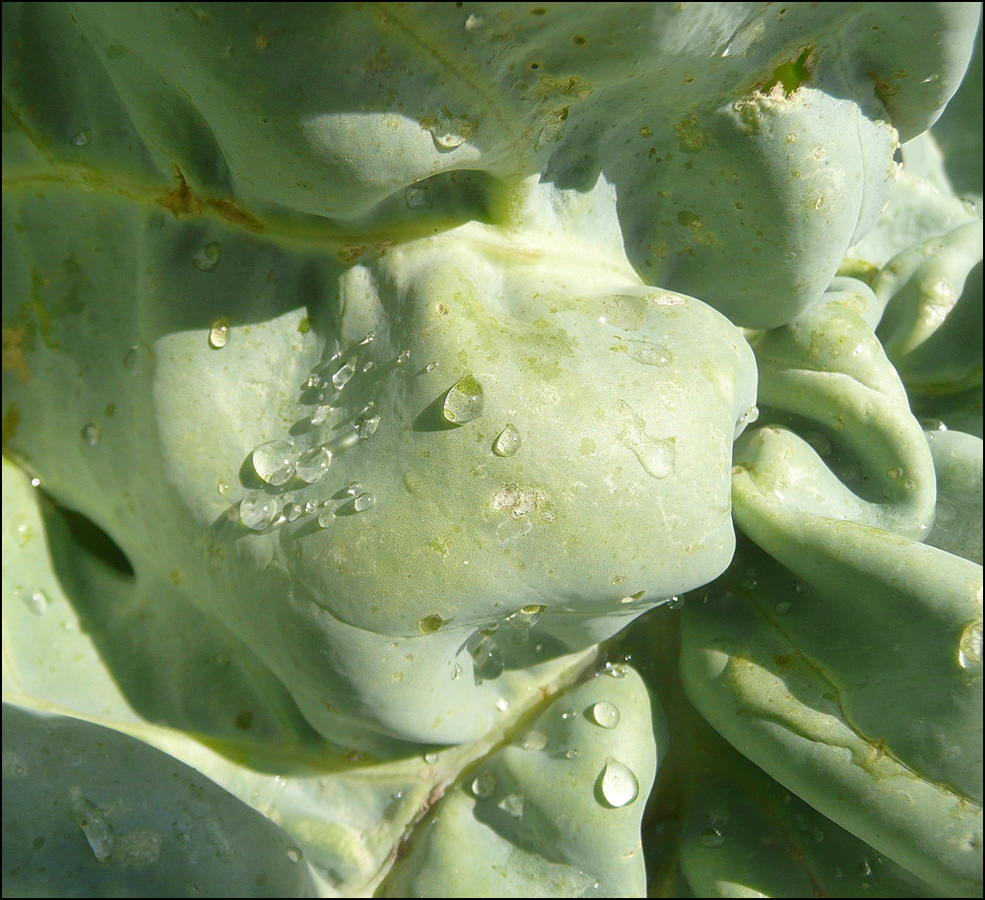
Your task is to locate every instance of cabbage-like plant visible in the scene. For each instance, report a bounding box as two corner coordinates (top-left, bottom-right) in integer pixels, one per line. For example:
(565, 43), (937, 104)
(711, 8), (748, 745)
(2, 3), (982, 897)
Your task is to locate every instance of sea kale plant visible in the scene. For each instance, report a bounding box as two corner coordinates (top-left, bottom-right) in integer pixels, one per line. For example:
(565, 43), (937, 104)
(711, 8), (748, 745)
(2, 3), (982, 897)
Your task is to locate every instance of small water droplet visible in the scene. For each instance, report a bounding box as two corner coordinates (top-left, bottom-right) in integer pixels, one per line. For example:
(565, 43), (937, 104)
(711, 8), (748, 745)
(561, 710), (577, 720)
(521, 731), (547, 751)
(282, 501), (303, 522)
(495, 696), (510, 711)
(417, 614), (447, 634)
(295, 446), (332, 484)
(424, 752), (438, 764)
(493, 423), (522, 457)
(20, 588), (48, 615)
(958, 619), (982, 675)
(30, 477), (41, 488)
(665, 595), (685, 610)
(252, 440), (298, 486)
(565, 748), (580, 759)
(450, 662), (463, 680)
(317, 511), (335, 528)
(423, 113), (473, 151)
(699, 827), (725, 848)
(443, 374), (485, 424)
(303, 499), (319, 514)
(405, 185), (430, 209)
(311, 404), (333, 425)
(81, 422), (100, 446)
(345, 481), (361, 496)
(425, 361), (438, 373)
(208, 319), (230, 349)
(124, 346), (140, 374)
(239, 492), (278, 530)
(353, 492), (375, 512)
(70, 129), (91, 146)
(464, 13), (483, 31)
(498, 793), (524, 818)
(471, 636), (504, 682)
(471, 772), (497, 799)
(332, 357), (357, 389)
(859, 859), (872, 878)
(603, 662), (628, 678)
(192, 241), (220, 271)
(286, 846), (302, 863)
(591, 701), (620, 729)
(775, 600), (791, 615)
(354, 405), (380, 439)
(599, 758), (639, 808)
(628, 432), (676, 479)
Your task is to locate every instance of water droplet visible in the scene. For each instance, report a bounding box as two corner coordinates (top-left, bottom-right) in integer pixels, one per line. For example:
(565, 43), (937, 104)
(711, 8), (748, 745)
(591, 701), (620, 729)
(311, 405), (332, 425)
(124, 346), (140, 374)
(303, 499), (319, 514)
(192, 241), (220, 271)
(666, 595), (685, 610)
(521, 731), (547, 751)
(561, 710), (577, 720)
(425, 361), (438, 373)
(354, 405), (380, 439)
(295, 446), (332, 484)
(699, 827), (725, 848)
(21, 588), (48, 615)
(70, 795), (115, 861)
(887, 467), (903, 480)
(624, 340), (673, 367)
(331, 357), (357, 389)
(70, 129), (91, 146)
(496, 696), (510, 711)
(958, 619), (982, 675)
(286, 846), (302, 863)
(565, 748), (580, 759)
(208, 319), (229, 349)
(493, 423), (522, 457)
(317, 511), (334, 528)
(603, 662), (628, 678)
(599, 758), (639, 808)
(471, 636), (504, 682)
(239, 492), (278, 530)
(81, 422), (100, 446)
(30, 477), (41, 488)
(471, 772), (497, 799)
(252, 440), (298, 486)
(282, 501), (304, 522)
(859, 859), (872, 878)
(450, 662), (463, 680)
(345, 481), (362, 496)
(775, 600), (791, 615)
(423, 113), (473, 151)
(498, 793), (524, 818)
(418, 614), (447, 634)
(464, 13), (483, 31)
(424, 752), (438, 764)
(515, 603), (545, 626)
(405, 185), (430, 209)
(628, 432), (676, 479)
(443, 374), (484, 424)
(353, 492), (375, 512)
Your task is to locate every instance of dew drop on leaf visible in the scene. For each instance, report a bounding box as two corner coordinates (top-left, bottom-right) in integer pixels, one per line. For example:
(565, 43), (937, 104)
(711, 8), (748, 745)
(443, 374), (484, 424)
(208, 319), (229, 349)
(599, 758), (639, 808)
(590, 701), (620, 729)
(354, 406), (380, 439)
(666, 595), (685, 610)
(252, 440), (298, 486)
(498, 793), (524, 818)
(317, 512), (335, 528)
(521, 731), (547, 751)
(295, 446), (332, 484)
(958, 619), (982, 675)
(287, 846), (302, 863)
(81, 422), (100, 446)
(471, 772), (497, 799)
(493, 423), (521, 457)
(70, 129), (91, 146)
(332, 357), (357, 389)
(240, 492), (278, 530)
(192, 241), (220, 271)
(353, 492), (375, 512)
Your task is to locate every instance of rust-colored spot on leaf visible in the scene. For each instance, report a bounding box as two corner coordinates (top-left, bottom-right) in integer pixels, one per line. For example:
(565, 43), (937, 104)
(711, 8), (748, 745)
(2, 326), (29, 381)
(157, 166), (264, 233)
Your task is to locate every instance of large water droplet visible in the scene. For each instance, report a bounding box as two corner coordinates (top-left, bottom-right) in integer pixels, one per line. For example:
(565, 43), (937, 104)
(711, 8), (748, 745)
(591, 701), (620, 729)
(405, 185), (430, 209)
(252, 440), (298, 486)
(471, 772), (497, 799)
(471, 636), (504, 682)
(498, 793), (524, 818)
(208, 319), (229, 349)
(624, 340), (673, 367)
(192, 241), (220, 271)
(418, 614), (447, 634)
(599, 758), (639, 808)
(240, 492), (278, 530)
(295, 446), (332, 484)
(19, 588), (48, 615)
(493, 424), (522, 457)
(443, 374), (484, 424)
(958, 619), (982, 675)
(354, 405), (380, 439)
(332, 357), (357, 390)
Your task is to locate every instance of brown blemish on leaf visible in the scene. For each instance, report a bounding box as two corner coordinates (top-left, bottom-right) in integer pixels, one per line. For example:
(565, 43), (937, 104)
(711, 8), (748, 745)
(2, 327), (29, 381)
(157, 166), (264, 233)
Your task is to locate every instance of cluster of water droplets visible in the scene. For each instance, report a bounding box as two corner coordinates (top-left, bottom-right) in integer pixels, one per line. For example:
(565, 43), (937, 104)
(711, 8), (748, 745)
(231, 332), (408, 533)
(468, 603), (546, 684)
